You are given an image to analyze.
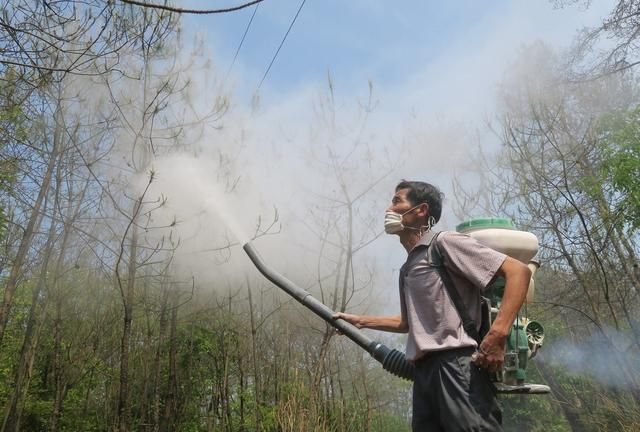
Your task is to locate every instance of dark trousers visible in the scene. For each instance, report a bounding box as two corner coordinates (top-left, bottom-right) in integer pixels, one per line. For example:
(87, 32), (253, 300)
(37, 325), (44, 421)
(412, 347), (502, 432)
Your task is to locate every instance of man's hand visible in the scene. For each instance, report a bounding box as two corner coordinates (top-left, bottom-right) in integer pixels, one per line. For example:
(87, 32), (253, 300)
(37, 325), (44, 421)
(333, 312), (363, 328)
(472, 329), (506, 372)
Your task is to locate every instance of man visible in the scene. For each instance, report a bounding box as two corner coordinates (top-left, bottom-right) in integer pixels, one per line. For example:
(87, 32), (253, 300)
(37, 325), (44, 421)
(335, 180), (531, 432)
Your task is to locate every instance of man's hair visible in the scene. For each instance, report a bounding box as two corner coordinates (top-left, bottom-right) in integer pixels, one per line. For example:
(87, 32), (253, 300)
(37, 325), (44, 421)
(395, 180), (444, 223)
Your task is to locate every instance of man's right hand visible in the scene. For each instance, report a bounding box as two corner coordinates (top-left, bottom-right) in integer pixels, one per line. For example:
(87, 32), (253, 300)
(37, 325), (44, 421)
(333, 312), (364, 328)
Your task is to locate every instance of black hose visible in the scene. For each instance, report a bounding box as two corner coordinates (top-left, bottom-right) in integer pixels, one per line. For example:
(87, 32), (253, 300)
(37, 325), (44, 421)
(243, 242), (415, 381)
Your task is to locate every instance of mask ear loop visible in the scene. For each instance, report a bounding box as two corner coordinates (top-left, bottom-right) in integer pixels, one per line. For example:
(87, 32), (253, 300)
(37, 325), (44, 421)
(427, 215), (436, 231)
(417, 215), (436, 235)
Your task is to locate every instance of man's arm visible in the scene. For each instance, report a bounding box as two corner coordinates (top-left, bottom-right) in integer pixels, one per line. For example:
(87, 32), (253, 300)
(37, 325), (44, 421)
(333, 312), (409, 333)
(473, 256), (531, 372)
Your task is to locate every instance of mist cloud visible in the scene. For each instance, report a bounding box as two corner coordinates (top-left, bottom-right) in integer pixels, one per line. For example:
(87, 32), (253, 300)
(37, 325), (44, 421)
(541, 327), (640, 389)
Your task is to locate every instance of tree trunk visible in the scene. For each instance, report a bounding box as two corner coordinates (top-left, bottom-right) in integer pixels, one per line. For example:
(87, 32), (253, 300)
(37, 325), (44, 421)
(0, 105), (62, 345)
(151, 284), (169, 432)
(48, 298), (65, 432)
(116, 205), (140, 432)
(2, 190), (58, 432)
(247, 284), (262, 432)
(160, 293), (178, 432)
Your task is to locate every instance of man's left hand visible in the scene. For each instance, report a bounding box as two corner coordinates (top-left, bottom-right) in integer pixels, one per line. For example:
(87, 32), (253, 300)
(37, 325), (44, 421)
(472, 329), (506, 373)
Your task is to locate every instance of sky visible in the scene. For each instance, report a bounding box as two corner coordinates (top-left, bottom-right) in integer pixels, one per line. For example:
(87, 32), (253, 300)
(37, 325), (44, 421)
(148, 1), (617, 311)
(179, 1), (614, 185)
(190, 1), (611, 106)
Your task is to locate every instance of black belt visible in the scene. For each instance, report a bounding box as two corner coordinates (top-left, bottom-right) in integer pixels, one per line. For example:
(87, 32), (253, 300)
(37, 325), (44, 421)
(413, 345), (476, 366)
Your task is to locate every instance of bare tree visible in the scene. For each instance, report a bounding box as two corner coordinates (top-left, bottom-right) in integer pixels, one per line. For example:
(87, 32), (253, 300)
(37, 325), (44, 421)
(0, 90), (65, 346)
(0, 1), (180, 81)
(561, 0), (640, 78)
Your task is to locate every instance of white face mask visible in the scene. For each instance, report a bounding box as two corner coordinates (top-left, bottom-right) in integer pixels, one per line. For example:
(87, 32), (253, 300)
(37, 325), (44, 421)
(384, 205), (421, 234)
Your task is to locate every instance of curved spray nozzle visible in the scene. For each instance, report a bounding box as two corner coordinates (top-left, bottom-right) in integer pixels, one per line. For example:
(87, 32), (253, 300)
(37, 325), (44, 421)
(243, 242), (415, 381)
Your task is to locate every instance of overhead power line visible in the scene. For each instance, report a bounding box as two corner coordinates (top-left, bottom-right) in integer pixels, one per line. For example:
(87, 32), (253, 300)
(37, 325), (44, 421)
(225, 3), (260, 82)
(257, 0), (307, 91)
(119, 0), (264, 15)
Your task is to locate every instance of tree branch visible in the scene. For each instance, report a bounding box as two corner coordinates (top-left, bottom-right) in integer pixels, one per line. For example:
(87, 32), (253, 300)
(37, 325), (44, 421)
(119, 0), (264, 14)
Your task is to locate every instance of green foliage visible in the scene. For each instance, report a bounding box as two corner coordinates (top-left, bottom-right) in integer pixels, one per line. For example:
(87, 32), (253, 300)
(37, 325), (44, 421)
(597, 108), (640, 229)
(18, 398), (50, 432)
(370, 411), (411, 432)
(501, 371), (572, 432)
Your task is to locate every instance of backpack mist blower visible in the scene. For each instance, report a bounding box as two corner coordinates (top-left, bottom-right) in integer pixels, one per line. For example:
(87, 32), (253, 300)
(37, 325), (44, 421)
(243, 217), (550, 394)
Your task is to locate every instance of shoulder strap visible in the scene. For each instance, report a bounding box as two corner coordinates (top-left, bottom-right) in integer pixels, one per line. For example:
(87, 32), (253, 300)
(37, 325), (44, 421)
(432, 232), (481, 343)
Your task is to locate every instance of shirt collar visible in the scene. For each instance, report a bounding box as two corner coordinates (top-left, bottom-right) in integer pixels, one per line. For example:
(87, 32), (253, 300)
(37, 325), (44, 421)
(409, 229), (440, 253)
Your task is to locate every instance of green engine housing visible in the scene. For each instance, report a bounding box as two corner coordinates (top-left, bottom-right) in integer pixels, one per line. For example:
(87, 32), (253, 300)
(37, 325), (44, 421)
(505, 319), (529, 384)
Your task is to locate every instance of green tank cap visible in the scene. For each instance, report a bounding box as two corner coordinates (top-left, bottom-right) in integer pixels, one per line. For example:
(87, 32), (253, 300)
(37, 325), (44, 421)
(456, 217), (515, 233)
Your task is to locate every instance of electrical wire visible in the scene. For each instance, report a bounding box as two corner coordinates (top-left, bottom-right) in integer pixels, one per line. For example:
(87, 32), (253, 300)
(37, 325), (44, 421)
(256, 0), (307, 91)
(224, 3), (260, 84)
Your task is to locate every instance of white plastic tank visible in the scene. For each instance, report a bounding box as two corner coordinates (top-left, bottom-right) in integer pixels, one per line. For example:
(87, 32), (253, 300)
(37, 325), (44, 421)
(456, 218), (539, 303)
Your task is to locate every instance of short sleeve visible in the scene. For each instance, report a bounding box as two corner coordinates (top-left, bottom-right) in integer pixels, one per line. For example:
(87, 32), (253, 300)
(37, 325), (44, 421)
(437, 231), (507, 291)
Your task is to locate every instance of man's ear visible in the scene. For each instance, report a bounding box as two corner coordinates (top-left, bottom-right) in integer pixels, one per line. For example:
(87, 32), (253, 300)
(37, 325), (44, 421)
(420, 203), (430, 219)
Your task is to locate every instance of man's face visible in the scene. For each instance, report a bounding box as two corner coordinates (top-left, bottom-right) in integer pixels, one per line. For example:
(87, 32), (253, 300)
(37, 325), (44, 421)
(388, 188), (424, 229)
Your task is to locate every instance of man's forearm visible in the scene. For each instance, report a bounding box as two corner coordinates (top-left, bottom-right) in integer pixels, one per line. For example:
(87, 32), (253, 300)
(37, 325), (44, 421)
(358, 315), (407, 333)
(334, 313), (408, 333)
(490, 257), (531, 337)
(474, 257), (531, 371)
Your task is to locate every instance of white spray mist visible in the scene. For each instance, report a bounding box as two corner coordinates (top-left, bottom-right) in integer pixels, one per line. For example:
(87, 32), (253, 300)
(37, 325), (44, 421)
(149, 153), (251, 249)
